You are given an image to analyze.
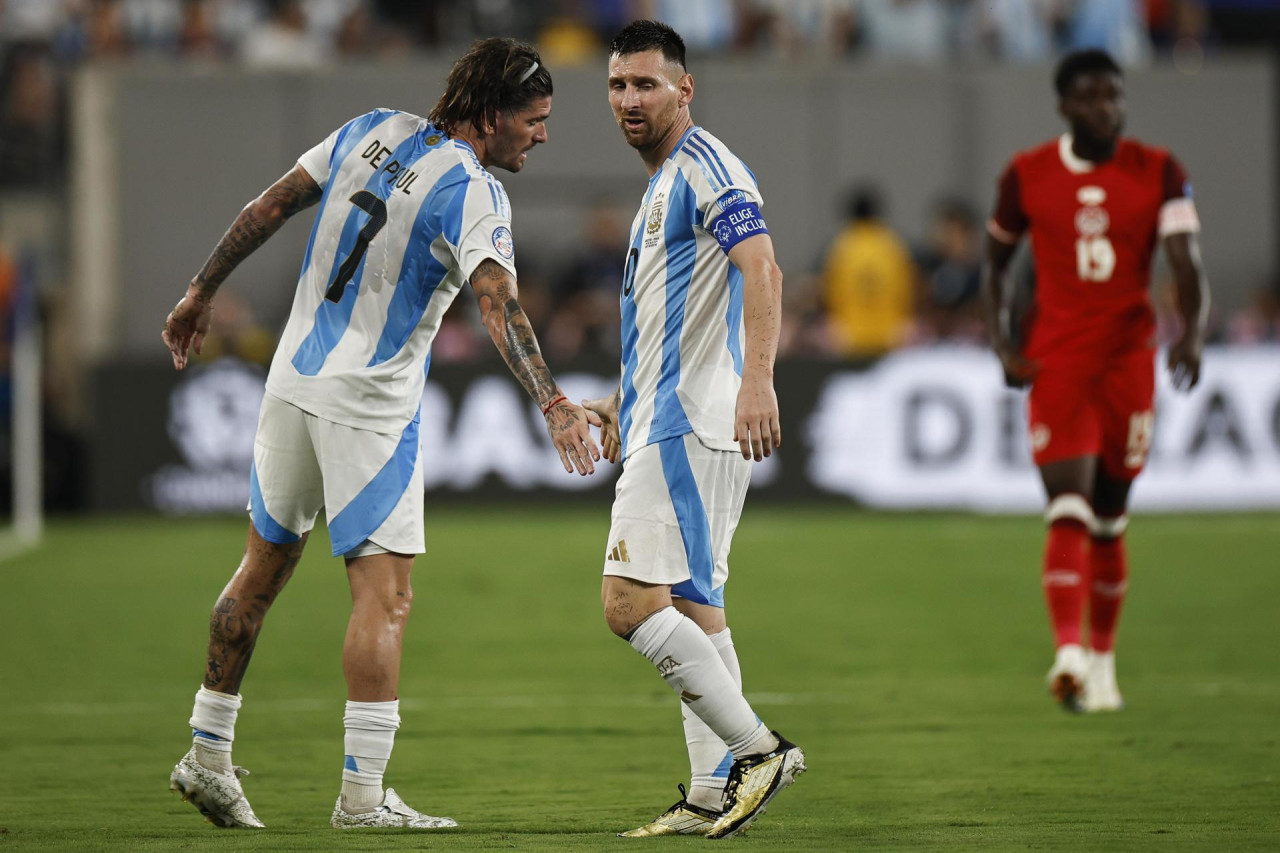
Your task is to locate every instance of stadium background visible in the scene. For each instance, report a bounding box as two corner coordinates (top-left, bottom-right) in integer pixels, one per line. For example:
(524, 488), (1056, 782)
(0, 2), (1278, 850)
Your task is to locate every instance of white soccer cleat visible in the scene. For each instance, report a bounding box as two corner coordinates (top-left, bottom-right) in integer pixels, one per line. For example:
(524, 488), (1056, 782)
(1046, 643), (1088, 713)
(169, 746), (265, 828)
(330, 787), (458, 829)
(1082, 649), (1125, 712)
(618, 784), (721, 837)
(706, 732), (806, 840)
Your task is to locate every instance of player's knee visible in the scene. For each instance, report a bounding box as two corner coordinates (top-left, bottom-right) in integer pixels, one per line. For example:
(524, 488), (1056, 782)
(602, 602), (636, 638)
(602, 594), (660, 638)
(355, 586), (413, 627)
(1045, 493), (1094, 529)
(1091, 514), (1128, 540)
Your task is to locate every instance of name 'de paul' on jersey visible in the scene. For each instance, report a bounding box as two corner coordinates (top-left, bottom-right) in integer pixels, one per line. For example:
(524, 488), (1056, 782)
(358, 136), (425, 195)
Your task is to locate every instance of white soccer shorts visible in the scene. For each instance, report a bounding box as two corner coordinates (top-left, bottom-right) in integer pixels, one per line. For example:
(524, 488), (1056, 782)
(250, 393), (425, 558)
(602, 432), (751, 607)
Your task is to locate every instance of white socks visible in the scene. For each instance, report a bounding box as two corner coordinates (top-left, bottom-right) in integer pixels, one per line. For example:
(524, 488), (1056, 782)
(628, 608), (774, 762)
(341, 699), (400, 812)
(683, 627), (742, 811)
(189, 685), (240, 774)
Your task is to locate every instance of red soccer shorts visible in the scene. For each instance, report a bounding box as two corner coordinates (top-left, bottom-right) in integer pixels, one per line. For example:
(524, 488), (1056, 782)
(1027, 351), (1156, 479)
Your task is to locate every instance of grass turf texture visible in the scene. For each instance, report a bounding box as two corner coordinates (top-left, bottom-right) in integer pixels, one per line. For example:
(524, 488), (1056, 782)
(0, 509), (1276, 851)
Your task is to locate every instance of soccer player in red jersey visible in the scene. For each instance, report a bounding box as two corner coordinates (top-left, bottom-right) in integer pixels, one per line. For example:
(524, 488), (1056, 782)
(982, 50), (1210, 713)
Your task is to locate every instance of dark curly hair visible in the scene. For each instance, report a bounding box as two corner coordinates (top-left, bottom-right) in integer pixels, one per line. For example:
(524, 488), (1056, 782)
(607, 20), (687, 71)
(1054, 49), (1122, 98)
(429, 38), (552, 136)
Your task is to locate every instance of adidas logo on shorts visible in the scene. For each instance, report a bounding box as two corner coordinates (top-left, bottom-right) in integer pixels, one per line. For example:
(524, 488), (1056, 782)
(607, 540), (631, 562)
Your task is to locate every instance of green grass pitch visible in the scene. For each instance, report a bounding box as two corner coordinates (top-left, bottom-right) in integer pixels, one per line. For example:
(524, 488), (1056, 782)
(0, 509), (1276, 851)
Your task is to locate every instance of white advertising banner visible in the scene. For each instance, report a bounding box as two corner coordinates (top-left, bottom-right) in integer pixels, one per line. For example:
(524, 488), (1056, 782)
(805, 345), (1280, 511)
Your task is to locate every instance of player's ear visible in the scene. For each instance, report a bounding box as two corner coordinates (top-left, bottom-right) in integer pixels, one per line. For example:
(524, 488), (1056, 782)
(678, 73), (694, 107)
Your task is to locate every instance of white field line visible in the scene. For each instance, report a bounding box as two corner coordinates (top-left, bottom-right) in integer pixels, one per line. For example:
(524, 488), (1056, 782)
(18, 692), (856, 717)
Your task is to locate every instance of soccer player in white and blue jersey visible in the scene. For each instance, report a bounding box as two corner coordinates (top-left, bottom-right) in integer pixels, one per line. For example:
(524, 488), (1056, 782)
(161, 39), (599, 831)
(580, 21), (805, 840)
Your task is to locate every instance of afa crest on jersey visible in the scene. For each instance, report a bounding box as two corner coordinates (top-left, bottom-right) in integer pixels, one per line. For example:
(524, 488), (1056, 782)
(644, 194), (665, 248)
(491, 226), (514, 259)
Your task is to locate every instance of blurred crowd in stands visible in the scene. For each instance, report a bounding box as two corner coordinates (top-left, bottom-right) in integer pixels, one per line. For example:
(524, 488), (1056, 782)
(1, 0), (1276, 185)
(2, 0), (1276, 74)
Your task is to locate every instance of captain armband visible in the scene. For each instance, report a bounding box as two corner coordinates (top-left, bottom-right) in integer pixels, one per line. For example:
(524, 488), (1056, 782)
(1158, 197), (1200, 237)
(708, 201), (769, 255)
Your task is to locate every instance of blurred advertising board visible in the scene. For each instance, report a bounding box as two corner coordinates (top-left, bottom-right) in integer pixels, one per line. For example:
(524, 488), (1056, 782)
(90, 346), (1280, 513)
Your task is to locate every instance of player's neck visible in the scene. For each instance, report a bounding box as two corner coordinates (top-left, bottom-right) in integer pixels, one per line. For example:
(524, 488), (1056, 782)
(451, 127), (489, 167)
(641, 115), (694, 176)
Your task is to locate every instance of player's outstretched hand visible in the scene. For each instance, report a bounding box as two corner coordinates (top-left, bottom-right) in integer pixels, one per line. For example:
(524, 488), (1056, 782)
(1167, 336), (1203, 391)
(734, 369), (781, 461)
(545, 399), (600, 476)
(993, 338), (1037, 389)
(581, 394), (621, 464)
(162, 287), (213, 371)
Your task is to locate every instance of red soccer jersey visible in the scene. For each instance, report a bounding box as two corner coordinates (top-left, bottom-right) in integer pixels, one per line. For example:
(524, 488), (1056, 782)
(989, 135), (1190, 366)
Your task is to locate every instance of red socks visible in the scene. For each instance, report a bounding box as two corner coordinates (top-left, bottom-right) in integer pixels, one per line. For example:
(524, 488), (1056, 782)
(1089, 535), (1128, 653)
(1043, 519), (1090, 647)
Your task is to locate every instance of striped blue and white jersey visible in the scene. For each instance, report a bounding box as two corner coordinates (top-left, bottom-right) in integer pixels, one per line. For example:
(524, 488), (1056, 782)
(618, 126), (769, 461)
(266, 108), (516, 432)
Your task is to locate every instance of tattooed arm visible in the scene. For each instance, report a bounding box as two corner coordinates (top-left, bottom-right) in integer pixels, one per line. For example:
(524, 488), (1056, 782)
(471, 258), (600, 475)
(162, 165), (322, 370)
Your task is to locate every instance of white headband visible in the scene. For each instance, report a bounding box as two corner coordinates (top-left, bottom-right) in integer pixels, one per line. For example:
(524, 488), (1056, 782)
(518, 61), (539, 84)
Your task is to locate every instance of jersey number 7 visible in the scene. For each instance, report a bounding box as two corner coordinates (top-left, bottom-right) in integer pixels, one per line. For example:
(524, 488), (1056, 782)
(325, 191), (389, 303)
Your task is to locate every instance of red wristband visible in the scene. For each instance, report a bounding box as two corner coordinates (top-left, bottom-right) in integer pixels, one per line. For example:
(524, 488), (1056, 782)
(541, 394), (568, 416)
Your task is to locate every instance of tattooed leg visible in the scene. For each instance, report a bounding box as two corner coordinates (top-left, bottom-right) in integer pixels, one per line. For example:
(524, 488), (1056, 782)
(203, 525), (309, 694)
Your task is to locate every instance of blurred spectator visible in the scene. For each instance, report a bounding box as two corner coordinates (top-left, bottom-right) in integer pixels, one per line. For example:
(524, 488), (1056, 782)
(241, 0), (331, 69)
(1064, 0), (1154, 65)
(178, 0), (227, 60)
(1225, 280), (1280, 344)
(537, 11), (602, 68)
(0, 40), (63, 189)
(967, 0), (1054, 63)
(776, 270), (836, 358)
(820, 186), (917, 359)
(853, 0), (949, 62)
(744, 0), (858, 57)
(545, 199), (627, 361)
(633, 0), (737, 53)
(914, 197), (984, 344)
(194, 289), (276, 366)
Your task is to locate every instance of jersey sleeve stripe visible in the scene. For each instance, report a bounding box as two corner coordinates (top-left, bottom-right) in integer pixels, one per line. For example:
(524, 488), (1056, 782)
(986, 218), (1021, 245)
(681, 141), (723, 191)
(691, 133), (734, 186)
(685, 136), (728, 189)
(332, 109), (397, 171)
(1157, 197), (1201, 237)
(485, 180), (500, 214)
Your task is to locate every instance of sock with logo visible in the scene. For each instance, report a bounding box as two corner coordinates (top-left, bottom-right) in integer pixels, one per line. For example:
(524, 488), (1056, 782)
(189, 685), (240, 774)
(1043, 518), (1090, 647)
(341, 699), (400, 813)
(628, 607), (775, 761)
(1089, 532), (1128, 653)
(683, 627), (742, 812)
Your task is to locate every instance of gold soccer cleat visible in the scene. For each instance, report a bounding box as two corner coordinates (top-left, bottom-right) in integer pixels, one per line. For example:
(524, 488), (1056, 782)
(706, 733), (806, 840)
(619, 784), (721, 837)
